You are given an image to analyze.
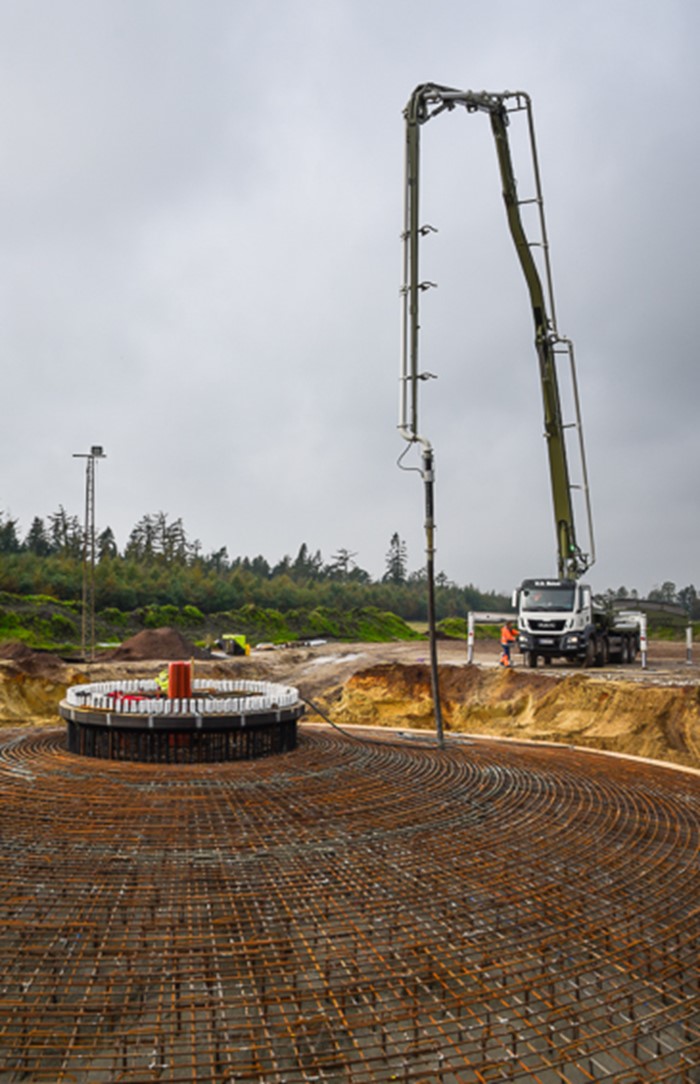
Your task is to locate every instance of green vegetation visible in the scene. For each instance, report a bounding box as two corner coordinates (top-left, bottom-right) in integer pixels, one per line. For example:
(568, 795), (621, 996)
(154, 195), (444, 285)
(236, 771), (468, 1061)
(0, 508), (697, 651)
(210, 604), (422, 645)
(437, 617), (467, 639)
(0, 591), (696, 655)
(0, 511), (512, 624)
(651, 622), (700, 641)
(0, 594), (422, 651)
(143, 604), (181, 628)
(437, 618), (502, 641)
(0, 593), (80, 651)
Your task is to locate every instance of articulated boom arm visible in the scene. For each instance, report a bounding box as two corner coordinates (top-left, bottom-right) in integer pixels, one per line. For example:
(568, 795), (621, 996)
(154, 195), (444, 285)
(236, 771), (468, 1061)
(400, 83), (594, 580)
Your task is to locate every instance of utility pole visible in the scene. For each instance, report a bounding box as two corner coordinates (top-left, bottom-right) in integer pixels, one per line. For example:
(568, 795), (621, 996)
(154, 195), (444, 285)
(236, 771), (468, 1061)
(73, 446), (106, 660)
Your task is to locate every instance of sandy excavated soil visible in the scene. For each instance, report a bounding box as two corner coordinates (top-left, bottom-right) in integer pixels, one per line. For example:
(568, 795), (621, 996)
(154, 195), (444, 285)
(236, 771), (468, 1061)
(1, 632), (699, 770)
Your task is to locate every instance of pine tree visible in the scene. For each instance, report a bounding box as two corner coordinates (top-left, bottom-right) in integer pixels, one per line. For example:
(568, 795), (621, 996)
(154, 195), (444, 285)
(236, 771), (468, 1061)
(383, 533), (407, 585)
(97, 526), (118, 561)
(48, 506), (83, 557)
(327, 549), (357, 581)
(0, 513), (21, 553)
(24, 517), (53, 556)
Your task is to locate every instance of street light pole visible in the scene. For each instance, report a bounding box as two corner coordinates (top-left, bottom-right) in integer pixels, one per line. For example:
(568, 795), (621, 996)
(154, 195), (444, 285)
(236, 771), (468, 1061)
(73, 446), (106, 660)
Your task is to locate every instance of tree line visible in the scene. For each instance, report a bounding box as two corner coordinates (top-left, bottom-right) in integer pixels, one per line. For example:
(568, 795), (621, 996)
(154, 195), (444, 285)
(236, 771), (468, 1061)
(1, 509), (697, 620)
(0, 511), (509, 619)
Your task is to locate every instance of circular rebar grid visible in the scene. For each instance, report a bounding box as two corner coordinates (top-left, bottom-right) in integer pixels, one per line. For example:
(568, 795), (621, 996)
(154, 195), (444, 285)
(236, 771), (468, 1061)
(0, 725), (698, 1083)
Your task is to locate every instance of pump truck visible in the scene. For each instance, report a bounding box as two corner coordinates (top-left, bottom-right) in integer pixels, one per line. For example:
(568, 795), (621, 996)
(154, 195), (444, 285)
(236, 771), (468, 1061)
(401, 84), (641, 667)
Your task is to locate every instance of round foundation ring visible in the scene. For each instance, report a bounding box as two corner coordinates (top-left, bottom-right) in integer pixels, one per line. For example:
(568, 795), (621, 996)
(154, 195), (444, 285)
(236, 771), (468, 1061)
(59, 677), (304, 763)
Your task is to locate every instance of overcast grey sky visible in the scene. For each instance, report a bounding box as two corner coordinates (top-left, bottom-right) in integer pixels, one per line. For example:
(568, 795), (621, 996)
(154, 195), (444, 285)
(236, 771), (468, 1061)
(0, 0), (698, 595)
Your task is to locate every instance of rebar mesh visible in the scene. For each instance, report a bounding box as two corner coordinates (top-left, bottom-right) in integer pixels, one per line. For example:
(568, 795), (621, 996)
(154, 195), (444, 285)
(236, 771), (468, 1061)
(0, 724), (698, 1082)
(64, 715), (299, 763)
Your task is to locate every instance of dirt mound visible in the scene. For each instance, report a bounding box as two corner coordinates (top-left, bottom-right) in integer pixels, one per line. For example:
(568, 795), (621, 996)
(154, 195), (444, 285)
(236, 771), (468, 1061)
(0, 641), (65, 678)
(103, 627), (210, 662)
(352, 662), (556, 703)
(0, 643), (71, 725)
(328, 662), (700, 770)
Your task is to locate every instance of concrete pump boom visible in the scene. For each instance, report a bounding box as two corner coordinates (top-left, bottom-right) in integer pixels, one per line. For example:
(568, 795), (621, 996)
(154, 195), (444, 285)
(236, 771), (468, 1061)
(400, 83), (594, 580)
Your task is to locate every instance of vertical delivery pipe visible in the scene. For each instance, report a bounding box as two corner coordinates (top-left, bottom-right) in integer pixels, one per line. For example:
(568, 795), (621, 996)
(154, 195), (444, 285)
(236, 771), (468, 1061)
(422, 446), (444, 747)
(399, 87), (444, 748)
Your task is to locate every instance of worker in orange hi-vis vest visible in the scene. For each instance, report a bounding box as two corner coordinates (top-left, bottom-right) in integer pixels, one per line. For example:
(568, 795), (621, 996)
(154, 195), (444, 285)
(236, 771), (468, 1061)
(500, 621), (519, 667)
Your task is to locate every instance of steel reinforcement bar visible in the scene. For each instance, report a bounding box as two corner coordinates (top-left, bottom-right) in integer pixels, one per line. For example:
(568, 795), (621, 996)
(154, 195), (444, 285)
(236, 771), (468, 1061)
(59, 679), (304, 763)
(64, 679), (301, 715)
(0, 725), (697, 1082)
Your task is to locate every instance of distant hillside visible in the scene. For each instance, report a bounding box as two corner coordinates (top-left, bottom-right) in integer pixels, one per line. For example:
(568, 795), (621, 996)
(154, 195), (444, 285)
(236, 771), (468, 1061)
(0, 593), (425, 652)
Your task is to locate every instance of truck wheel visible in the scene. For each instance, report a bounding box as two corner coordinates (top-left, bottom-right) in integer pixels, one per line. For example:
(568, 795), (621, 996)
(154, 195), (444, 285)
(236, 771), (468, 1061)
(524, 651), (537, 669)
(595, 638), (609, 667)
(583, 639), (596, 668)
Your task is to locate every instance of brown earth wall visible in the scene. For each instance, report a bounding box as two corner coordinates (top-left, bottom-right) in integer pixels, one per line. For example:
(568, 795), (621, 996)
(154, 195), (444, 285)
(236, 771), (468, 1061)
(1, 634), (699, 770)
(327, 663), (700, 770)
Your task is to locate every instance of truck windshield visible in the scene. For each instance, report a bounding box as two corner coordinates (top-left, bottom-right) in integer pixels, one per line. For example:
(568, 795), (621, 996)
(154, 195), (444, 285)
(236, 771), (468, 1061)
(521, 586), (575, 612)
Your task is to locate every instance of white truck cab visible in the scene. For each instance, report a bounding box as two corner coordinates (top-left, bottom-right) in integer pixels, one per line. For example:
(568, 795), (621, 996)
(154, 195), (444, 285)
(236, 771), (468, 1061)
(513, 578), (639, 668)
